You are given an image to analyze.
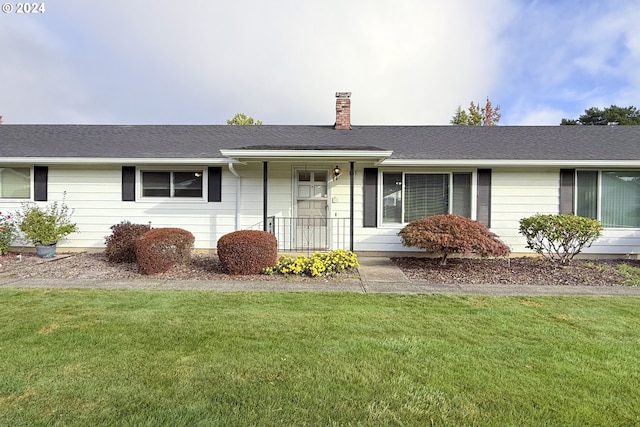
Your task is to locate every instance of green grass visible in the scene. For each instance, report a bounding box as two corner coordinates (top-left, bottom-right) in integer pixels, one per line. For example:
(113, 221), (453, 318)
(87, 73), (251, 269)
(1, 290), (639, 426)
(617, 263), (640, 286)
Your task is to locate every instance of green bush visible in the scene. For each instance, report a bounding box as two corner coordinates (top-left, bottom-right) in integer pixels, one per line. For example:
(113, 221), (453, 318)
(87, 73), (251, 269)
(264, 250), (359, 277)
(105, 221), (151, 263)
(14, 200), (77, 246)
(134, 228), (194, 275)
(217, 230), (277, 275)
(518, 214), (603, 265)
(398, 214), (510, 265)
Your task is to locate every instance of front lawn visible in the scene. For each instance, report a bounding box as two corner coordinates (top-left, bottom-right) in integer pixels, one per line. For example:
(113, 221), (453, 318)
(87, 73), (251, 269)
(0, 290), (638, 426)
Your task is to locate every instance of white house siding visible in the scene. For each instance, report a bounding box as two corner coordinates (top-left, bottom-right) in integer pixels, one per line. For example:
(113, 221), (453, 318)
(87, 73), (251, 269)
(8, 163), (639, 256)
(265, 162), (294, 220)
(490, 168), (560, 253)
(327, 163), (358, 250)
(12, 165), (239, 251)
(588, 229), (640, 256)
(490, 168), (640, 256)
(231, 161), (297, 231)
(231, 162), (268, 229)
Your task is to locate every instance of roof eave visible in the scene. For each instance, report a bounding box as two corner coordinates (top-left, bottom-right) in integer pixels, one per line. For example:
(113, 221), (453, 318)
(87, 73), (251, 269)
(4, 156), (640, 168)
(379, 159), (640, 168)
(220, 149), (393, 162)
(0, 157), (234, 165)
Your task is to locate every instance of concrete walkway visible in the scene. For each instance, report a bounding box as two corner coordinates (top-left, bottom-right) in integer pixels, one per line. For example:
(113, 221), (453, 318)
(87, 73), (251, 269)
(1, 257), (640, 296)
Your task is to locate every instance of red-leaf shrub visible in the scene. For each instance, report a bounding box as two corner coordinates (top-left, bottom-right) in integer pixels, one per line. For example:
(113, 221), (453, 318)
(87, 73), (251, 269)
(398, 214), (510, 265)
(217, 230), (277, 275)
(105, 221), (151, 263)
(134, 228), (194, 275)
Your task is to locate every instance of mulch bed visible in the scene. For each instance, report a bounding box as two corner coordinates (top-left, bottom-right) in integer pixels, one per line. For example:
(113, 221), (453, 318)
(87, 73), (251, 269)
(3, 251), (640, 286)
(391, 257), (640, 286)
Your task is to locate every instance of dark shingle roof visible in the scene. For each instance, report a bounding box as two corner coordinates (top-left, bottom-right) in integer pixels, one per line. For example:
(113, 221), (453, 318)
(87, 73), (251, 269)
(1, 124), (639, 161)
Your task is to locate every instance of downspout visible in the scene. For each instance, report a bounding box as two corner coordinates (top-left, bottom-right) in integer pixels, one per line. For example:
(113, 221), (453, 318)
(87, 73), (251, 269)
(263, 161), (268, 231)
(228, 162), (241, 230)
(349, 161), (354, 252)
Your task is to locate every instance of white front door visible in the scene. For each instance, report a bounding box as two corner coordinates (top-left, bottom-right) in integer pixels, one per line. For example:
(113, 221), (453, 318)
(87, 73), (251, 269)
(295, 170), (328, 250)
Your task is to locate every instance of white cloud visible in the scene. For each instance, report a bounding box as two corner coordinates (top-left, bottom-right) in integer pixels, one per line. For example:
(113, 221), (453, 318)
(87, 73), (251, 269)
(0, 17), (116, 123)
(4, 0), (637, 126)
(2, 0), (514, 124)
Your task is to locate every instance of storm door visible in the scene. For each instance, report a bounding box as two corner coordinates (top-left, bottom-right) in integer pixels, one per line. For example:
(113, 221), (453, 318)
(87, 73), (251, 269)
(295, 170), (328, 250)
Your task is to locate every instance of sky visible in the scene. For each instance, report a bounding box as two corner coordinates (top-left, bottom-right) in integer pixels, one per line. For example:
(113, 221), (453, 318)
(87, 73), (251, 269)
(1, 0), (639, 126)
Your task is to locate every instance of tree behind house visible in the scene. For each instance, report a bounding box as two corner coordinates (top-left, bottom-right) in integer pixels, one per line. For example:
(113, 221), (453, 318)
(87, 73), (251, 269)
(451, 97), (501, 126)
(560, 105), (640, 125)
(227, 113), (263, 125)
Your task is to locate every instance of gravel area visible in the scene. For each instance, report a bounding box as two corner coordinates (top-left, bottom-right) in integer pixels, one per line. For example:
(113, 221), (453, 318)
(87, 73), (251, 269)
(392, 256), (640, 287)
(0, 252), (279, 281)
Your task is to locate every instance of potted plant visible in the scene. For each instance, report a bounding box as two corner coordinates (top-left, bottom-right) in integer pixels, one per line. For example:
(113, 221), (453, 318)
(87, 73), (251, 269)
(15, 199), (78, 258)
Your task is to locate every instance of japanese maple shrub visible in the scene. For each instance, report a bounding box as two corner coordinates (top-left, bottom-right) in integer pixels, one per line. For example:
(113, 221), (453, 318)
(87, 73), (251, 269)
(105, 221), (151, 263)
(398, 214), (510, 265)
(217, 230), (277, 275)
(518, 214), (603, 265)
(134, 227), (194, 275)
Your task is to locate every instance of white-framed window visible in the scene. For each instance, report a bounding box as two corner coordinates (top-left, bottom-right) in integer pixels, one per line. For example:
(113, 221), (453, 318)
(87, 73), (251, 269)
(141, 170), (204, 199)
(0, 167), (30, 199)
(577, 170), (640, 228)
(381, 171), (472, 224)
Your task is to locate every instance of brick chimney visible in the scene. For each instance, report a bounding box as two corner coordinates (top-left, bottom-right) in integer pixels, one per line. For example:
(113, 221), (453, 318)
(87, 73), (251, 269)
(334, 92), (351, 130)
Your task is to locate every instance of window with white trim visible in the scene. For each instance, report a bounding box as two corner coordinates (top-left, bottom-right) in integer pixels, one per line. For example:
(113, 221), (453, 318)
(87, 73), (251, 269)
(577, 170), (640, 228)
(141, 170), (203, 198)
(0, 167), (30, 199)
(381, 172), (472, 224)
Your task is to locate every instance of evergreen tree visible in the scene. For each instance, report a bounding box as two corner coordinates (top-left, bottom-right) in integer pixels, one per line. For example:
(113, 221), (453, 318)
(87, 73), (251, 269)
(451, 97), (501, 126)
(560, 105), (640, 125)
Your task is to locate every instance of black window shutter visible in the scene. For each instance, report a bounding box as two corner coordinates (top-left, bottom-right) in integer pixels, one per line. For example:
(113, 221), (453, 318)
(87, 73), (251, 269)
(34, 166), (48, 201)
(208, 167), (222, 202)
(363, 168), (378, 227)
(559, 169), (575, 214)
(122, 166), (136, 201)
(477, 169), (491, 227)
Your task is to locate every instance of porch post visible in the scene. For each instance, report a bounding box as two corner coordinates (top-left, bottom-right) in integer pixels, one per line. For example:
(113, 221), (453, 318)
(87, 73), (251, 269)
(349, 161), (354, 251)
(263, 161), (268, 232)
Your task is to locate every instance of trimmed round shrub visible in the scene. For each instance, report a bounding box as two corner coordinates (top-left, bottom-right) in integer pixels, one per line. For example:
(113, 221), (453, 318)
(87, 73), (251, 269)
(134, 227), (194, 275)
(217, 230), (277, 275)
(398, 214), (510, 265)
(519, 214), (603, 265)
(105, 221), (151, 263)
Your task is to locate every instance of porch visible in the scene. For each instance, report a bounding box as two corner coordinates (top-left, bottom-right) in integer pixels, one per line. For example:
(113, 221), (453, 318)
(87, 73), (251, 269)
(258, 216), (350, 254)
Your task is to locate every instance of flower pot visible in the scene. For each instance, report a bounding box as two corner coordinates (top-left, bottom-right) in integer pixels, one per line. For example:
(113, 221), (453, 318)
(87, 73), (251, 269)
(35, 243), (57, 258)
